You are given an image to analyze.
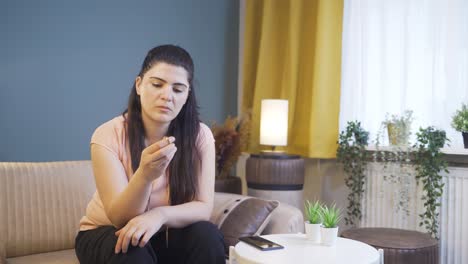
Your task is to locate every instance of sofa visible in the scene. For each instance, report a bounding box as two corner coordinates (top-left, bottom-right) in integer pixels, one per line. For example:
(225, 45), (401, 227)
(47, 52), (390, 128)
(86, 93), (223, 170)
(0, 161), (304, 264)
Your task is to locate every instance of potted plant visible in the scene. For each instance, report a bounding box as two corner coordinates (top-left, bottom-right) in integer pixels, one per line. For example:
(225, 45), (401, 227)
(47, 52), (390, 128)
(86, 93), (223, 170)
(451, 103), (468, 148)
(336, 121), (369, 227)
(383, 110), (414, 146)
(373, 125), (413, 217)
(413, 126), (449, 239)
(304, 200), (322, 243)
(320, 204), (342, 246)
(211, 113), (251, 194)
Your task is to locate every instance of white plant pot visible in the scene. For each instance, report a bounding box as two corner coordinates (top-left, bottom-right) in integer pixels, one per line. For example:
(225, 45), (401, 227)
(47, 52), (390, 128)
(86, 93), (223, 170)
(320, 226), (339, 246)
(304, 221), (321, 242)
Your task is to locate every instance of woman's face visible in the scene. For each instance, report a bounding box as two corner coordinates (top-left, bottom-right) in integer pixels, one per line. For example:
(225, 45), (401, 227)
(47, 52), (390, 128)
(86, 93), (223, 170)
(135, 62), (190, 125)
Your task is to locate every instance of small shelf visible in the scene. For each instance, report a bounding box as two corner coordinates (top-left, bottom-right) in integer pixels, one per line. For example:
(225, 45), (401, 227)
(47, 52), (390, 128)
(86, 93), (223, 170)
(366, 145), (468, 156)
(366, 145), (468, 166)
(440, 148), (468, 155)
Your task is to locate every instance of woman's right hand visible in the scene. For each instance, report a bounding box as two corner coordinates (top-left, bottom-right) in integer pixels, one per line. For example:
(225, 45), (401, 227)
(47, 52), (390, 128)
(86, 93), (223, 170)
(114, 207), (166, 254)
(138, 136), (177, 182)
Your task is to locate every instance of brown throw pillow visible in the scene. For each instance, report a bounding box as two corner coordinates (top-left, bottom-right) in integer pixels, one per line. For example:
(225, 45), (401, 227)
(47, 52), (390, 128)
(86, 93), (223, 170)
(215, 197), (279, 252)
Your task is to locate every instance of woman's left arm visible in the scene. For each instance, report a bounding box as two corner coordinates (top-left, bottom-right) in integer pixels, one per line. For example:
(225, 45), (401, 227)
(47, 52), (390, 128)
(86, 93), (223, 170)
(114, 127), (215, 253)
(158, 132), (215, 227)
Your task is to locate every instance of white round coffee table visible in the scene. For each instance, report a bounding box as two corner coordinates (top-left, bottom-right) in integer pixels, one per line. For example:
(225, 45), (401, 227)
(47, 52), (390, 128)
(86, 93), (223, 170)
(231, 234), (380, 264)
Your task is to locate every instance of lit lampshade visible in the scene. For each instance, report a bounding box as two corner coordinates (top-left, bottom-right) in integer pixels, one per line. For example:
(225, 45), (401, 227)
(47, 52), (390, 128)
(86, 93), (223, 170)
(260, 99), (289, 147)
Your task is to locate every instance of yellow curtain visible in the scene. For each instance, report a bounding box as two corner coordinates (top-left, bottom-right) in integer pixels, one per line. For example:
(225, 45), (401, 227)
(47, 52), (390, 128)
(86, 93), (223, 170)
(242, 0), (344, 158)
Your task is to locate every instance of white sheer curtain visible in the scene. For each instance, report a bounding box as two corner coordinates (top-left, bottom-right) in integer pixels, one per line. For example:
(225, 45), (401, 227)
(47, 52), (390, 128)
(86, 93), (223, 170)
(339, 0), (468, 148)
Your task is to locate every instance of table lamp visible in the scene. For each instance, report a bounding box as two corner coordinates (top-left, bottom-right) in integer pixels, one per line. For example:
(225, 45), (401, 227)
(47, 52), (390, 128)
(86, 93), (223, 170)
(245, 99), (305, 211)
(260, 99), (289, 153)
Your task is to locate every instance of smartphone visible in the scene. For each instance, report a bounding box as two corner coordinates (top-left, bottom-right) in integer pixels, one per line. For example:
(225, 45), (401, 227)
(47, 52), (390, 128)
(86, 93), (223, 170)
(238, 236), (284, 251)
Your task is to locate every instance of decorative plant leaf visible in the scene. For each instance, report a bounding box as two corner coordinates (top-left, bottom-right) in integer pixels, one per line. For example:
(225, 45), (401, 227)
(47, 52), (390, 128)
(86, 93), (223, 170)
(321, 204), (342, 228)
(374, 118), (414, 217)
(336, 121), (369, 226)
(304, 200), (323, 224)
(413, 126), (449, 239)
(451, 103), (468, 132)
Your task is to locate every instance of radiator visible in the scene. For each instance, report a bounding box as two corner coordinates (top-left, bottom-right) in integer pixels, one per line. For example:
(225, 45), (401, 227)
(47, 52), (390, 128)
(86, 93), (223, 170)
(361, 163), (468, 264)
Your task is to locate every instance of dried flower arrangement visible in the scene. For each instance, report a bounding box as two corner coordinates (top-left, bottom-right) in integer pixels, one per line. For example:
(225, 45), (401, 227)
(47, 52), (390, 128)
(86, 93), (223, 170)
(210, 113), (251, 179)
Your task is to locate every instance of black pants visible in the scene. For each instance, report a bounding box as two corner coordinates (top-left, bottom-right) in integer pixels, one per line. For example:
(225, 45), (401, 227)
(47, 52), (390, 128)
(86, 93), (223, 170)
(75, 221), (226, 264)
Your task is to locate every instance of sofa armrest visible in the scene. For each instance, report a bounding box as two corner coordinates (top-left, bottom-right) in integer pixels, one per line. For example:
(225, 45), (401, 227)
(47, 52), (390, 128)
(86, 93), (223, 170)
(261, 202), (304, 235)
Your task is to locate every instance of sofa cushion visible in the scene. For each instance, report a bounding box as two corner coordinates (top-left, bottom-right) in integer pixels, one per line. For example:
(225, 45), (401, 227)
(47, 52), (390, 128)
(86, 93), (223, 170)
(211, 193), (279, 251)
(6, 249), (78, 264)
(0, 161), (95, 259)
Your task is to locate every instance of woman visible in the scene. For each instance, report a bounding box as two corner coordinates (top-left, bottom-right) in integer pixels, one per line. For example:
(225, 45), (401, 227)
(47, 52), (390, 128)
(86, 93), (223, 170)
(75, 45), (226, 264)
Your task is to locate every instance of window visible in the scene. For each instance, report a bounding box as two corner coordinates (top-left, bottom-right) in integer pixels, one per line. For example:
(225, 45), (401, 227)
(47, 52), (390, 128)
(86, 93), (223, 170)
(339, 0), (468, 148)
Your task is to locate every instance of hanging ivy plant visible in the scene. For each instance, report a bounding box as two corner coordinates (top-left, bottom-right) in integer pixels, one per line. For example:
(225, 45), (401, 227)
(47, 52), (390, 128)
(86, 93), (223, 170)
(373, 123), (413, 217)
(337, 121), (370, 226)
(413, 126), (449, 239)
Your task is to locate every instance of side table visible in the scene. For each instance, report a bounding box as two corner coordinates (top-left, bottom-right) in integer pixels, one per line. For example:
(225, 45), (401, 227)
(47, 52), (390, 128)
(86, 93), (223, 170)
(341, 228), (439, 264)
(245, 154), (304, 210)
(230, 234), (381, 264)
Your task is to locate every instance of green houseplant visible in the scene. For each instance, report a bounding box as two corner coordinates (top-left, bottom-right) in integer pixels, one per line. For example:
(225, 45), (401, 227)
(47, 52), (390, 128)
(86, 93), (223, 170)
(451, 103), (468, 148)
(211, 113), (251, 194)
(304, 200), (323, 242)
(337, 121), (370, 226)
(413, 126), (449, 239)
(373, 110), (414, 218)
(304, 200), (323, 224)
(320, 204), (342, 246)
(321, 204), (342, 228)
(373, 124), (413, 217)
(383, 110), (414, 146)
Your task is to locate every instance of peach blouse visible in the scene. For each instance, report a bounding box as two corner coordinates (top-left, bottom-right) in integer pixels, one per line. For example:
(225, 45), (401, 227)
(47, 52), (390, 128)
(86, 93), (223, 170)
(79, 115), (214, 231)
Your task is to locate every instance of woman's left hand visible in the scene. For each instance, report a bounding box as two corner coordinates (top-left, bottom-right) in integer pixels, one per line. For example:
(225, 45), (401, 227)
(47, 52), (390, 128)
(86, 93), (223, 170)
(114, 208), (166, 254)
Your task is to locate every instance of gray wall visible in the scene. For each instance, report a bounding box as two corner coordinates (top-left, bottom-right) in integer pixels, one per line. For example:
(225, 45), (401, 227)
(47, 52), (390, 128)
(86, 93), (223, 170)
(0, 0), (239, 161)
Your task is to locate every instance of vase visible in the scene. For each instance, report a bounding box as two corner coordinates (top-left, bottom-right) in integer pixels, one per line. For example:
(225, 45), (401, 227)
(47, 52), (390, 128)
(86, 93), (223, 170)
(387, 123), (410, 146)
(463, 132), (468, 149)
(304, 221), (321, 243)
(321, 226), (339, 246)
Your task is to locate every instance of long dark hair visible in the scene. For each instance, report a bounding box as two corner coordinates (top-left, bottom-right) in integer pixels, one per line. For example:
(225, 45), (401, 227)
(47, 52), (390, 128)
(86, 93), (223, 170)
(123, 45), (201, 205)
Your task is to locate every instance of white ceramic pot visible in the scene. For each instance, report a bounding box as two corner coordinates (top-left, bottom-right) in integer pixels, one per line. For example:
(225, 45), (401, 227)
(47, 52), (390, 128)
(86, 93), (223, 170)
(320, 226), (339, 246)
(304, 221), (321, 243)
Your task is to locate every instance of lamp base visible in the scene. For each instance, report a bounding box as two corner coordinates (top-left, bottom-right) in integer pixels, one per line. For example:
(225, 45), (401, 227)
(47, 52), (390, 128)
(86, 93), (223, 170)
(253, 152), (301, 159)
(260, 150), (286, 155)
(245, 154), (304, 210)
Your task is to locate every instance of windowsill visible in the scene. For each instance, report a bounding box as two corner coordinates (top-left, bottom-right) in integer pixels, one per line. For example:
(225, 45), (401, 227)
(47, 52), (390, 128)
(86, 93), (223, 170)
(441, 148), (468, 155)
(366, 145), (468, 166)
(366, 145), (468, 155)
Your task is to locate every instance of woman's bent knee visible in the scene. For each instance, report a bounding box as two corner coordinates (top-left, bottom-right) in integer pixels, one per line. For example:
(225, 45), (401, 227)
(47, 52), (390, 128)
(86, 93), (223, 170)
(108, 245), (157, 264)
(184, 221), (226, 262)
(75, 226), (157, 264)
(185, 221), (220, 236)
